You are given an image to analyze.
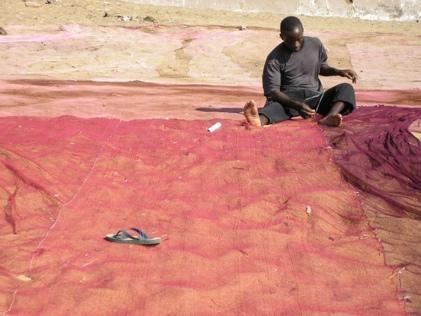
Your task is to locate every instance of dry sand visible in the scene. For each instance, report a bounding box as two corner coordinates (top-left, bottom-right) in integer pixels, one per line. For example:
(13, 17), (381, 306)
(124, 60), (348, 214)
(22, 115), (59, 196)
(0, 0), (420, 90)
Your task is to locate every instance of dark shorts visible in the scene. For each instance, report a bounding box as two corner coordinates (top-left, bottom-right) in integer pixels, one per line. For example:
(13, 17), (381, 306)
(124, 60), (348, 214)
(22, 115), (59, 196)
(258, 83), (356, 124)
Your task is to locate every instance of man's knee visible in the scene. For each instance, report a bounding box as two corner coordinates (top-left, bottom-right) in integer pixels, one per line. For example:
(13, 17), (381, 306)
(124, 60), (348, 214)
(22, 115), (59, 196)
(336, 82), (355, 95)
(334, 83), (356, 114)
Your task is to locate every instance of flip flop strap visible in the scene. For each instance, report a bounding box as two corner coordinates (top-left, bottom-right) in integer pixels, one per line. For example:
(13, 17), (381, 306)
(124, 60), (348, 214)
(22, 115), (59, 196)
(129, 227), (149, 240)
(115, 230), (137, 240)
(113, 228), (149, 240)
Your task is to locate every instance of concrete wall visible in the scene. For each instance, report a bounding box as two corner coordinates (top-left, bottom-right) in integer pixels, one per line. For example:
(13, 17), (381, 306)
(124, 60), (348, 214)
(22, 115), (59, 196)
(123, 0), (421, 21)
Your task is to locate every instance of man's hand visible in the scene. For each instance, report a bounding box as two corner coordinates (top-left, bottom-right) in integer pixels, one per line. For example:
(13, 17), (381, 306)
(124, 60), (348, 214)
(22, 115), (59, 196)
(297, 102), (316, 119)
(270, 91), (316, 119)
(320, 65), (358, 84)
(339, 69), (358, 83)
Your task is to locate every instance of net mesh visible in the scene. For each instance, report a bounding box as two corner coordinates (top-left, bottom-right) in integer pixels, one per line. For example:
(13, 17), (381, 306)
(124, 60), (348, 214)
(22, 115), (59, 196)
(324, 106), (421, 314)
(0, 113), (409, 314)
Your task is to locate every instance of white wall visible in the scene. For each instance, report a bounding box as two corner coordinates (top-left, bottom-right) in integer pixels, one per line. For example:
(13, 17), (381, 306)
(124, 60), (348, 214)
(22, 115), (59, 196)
(122, 0), (421, 21)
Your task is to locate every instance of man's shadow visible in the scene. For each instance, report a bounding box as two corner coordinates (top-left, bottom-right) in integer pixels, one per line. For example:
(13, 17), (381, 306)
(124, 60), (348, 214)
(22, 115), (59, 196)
(196, 105), (243, 114)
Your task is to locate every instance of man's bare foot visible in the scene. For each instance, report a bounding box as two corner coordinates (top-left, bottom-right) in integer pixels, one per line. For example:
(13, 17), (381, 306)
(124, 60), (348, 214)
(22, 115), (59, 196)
(318, 114), (342, 127)
(243, 100), (261, 127)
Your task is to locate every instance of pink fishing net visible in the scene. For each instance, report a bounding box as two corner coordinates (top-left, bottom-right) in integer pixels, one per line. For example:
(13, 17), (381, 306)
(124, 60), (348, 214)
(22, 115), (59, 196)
(324, 106), (421, 314)
(325, 106), (420, 218)
(0, 114), (407, 314)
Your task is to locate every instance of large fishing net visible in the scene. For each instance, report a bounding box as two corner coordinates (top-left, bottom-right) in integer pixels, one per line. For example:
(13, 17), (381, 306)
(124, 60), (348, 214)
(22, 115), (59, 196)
(324, 106), (421, 314)
(0, 108), (416, 314)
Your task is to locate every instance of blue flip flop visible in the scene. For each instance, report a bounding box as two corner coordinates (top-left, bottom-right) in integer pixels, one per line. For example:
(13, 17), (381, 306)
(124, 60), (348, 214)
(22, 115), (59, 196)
(105, 228), (161, 245)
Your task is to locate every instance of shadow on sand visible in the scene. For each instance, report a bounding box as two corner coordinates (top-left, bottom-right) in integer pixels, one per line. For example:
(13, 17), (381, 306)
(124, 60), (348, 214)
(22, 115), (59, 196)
(196, 106), (243, 114)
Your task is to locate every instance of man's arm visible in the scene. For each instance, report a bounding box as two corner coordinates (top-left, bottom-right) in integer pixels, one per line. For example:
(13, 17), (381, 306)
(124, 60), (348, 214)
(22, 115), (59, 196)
(269, 90), (315, 118)
(320, 64), (358, 83)
(262, 53), (314, 118)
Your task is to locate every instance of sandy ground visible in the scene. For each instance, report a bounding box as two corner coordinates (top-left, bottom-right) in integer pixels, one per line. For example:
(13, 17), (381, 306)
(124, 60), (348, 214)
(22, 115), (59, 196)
(0, 1), (420, 126)
(0, 0), (420, 314)
(0, 0), (420, 90)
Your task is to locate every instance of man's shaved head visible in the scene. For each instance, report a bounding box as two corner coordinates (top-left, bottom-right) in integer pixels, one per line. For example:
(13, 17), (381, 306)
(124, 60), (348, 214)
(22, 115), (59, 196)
(280, 16), (303, 34)
(279, 16), (304, 52)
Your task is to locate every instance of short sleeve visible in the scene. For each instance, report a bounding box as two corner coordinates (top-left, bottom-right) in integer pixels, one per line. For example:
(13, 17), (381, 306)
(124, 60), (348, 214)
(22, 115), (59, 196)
(262, 58), (281, 97)
(320, 42), (328, 66)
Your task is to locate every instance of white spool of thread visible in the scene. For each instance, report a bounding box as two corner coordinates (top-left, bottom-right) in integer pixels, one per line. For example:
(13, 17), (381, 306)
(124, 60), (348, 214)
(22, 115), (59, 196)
(208, 122), (222, 133)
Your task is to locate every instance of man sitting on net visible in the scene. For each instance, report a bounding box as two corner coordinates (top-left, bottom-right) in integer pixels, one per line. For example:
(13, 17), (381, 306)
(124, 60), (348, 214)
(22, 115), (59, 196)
(244, 16), (358, 127)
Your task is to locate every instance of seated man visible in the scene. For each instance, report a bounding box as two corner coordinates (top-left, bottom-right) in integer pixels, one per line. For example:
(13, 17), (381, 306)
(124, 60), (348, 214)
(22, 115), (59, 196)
(244, 16), (358, 127)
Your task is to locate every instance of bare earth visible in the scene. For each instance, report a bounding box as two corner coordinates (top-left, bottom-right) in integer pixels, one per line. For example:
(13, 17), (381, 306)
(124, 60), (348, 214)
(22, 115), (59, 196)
(0, 0), (420, 90)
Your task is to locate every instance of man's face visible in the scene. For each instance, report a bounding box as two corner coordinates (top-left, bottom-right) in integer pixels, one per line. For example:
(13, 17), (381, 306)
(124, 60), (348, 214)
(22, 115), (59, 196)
(281, 27), (304, 52)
